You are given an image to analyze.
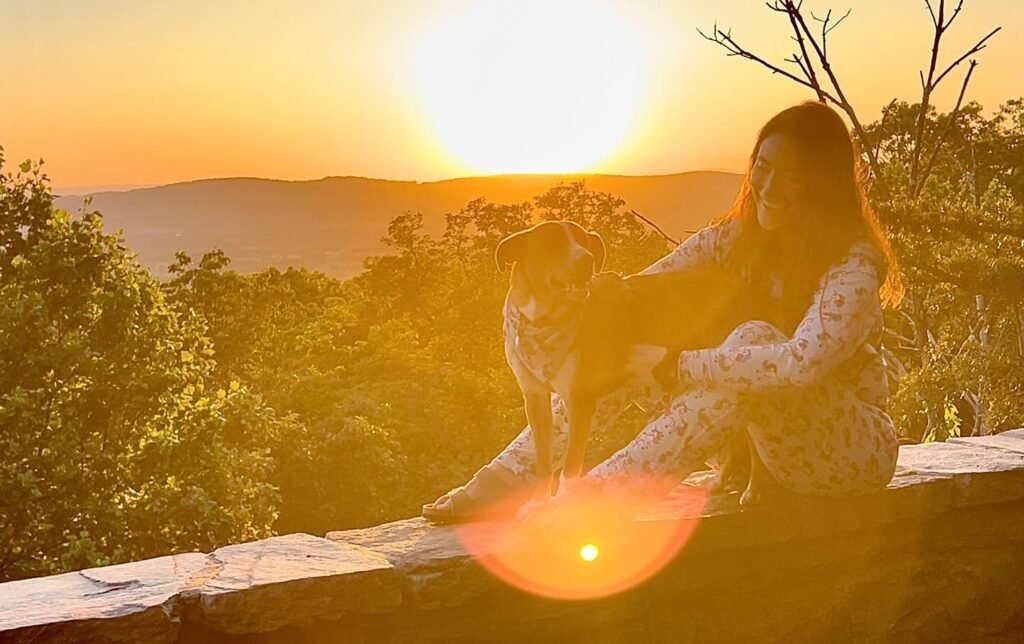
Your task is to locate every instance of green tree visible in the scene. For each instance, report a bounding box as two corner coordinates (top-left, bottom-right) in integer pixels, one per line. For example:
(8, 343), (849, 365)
(0, 151), (283, 581)
(163, 253), (409, 533)
(866, 100), (1024, 440)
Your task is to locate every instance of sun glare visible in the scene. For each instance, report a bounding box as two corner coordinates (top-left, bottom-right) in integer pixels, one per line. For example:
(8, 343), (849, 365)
(454, 475), (707, 601)
(579, 543), (600, 562)
(412, 0), (651, 175)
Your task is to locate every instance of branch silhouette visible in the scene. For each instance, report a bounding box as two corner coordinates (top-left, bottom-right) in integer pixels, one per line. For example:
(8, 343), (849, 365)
(698, 0), (1001, 203)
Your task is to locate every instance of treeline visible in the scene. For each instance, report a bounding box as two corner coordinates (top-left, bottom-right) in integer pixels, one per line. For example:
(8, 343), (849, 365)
(871, 99), (1024, 440)
(0, 98), (1021, 581)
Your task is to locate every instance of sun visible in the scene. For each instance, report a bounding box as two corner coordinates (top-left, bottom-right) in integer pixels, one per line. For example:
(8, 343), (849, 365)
(412, 0), (651, 175)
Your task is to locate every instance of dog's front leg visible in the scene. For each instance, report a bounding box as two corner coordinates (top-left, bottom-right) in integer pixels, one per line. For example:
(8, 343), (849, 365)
(524, 389), (556, 500)
(561, 390), (596, 486)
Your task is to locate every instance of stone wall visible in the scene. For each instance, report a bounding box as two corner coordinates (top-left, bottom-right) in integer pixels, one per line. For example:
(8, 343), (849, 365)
(3, 431), (1024, 643)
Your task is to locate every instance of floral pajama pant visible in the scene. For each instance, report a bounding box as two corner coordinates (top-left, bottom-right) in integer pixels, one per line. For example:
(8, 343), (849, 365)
(491, 321), (899, 498)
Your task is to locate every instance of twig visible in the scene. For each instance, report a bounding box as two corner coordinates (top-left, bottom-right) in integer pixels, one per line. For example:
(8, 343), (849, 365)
(811, 8), (851, 58)
(696, 24), (839, 103)
(788, 7), (826, 100)
(786, 6), (887, 193)
(629, 209), (682, 246)
(910, 0), (1000, 192)
(912, 60), (978, 198)
(924, 0), (938, 27)
(933, 27), (999, 86)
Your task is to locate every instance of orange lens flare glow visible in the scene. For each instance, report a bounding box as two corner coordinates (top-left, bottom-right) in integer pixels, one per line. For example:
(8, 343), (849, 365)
(579, 543), (599, 562)
(454, 475), (707, 601)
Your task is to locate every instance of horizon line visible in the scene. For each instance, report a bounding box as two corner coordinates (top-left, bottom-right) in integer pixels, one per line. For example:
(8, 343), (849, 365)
(54, 168), (746, 196)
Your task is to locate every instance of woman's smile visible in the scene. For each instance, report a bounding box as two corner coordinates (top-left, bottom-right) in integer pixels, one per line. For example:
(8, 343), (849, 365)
(751, 132), (804, 231)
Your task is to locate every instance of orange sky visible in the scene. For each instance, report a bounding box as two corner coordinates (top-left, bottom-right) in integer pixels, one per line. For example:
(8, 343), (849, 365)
(1, 0), (1021, 190)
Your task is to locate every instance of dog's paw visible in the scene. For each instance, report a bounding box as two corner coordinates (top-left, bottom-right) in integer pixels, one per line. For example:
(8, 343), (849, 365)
(515, 497), (560, 527)
(555, 474), (584, 499)
(516, 497), (543, 516)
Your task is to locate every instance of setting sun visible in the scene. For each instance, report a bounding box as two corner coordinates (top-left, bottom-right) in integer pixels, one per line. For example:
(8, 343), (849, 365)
(411, 0), (652, 175)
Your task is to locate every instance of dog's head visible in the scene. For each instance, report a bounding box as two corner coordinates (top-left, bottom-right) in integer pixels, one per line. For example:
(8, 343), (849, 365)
(495, 221), (606, 303)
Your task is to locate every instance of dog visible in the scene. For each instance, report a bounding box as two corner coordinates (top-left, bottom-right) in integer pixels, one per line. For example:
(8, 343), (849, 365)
(495, 220), (780, 508)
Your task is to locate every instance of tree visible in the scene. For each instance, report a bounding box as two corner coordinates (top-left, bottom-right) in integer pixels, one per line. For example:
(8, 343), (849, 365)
(0, 151), (283, 581)
(163, 252), (410, 534)
(869, 102), (1024, 440)
(697, 1), (1020, 442)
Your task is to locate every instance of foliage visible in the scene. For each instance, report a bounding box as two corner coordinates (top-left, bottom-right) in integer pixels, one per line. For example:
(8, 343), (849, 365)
(0, 151), (284, 581)
(866, 99), (1024, 440)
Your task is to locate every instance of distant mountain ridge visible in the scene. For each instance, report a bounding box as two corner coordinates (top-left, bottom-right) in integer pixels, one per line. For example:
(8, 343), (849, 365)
(54, 171), (743, 279)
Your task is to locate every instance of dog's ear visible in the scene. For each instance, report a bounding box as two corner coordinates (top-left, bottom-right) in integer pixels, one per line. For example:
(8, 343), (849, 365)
(495, 229), (530, 273)
(587, 231), (606, 272)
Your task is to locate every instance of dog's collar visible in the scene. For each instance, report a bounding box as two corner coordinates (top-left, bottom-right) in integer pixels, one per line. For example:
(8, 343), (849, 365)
(519, 306), (582, 329)
(510, 293), (587, 328)
(505, 293), (584, 385)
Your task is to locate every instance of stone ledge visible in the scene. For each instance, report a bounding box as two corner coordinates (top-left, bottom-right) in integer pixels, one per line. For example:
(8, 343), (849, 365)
(0, 533), (401, 643)
(197, 533), (400, 635)
(0, 552), (207, 644)
(324, 431), (1024, 612)
(2, 431), (1023, 643)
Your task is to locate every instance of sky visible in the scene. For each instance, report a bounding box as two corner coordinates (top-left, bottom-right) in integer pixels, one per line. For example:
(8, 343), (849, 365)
(1, 0), (1022, 190)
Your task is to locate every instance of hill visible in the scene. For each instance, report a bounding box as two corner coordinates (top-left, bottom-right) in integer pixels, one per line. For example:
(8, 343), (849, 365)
(54, 171), (742, 279)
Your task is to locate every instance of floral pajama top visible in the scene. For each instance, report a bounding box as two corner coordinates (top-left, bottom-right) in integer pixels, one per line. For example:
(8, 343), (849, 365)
(630, 218), (900, 495)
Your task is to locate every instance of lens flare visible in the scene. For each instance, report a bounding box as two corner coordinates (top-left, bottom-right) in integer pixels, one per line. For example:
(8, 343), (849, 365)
(454, 475), (707, 601)
(579, 543), (599, 562)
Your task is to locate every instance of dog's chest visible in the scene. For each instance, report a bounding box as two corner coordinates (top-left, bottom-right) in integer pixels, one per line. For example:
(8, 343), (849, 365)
(503, 296), (581, 387)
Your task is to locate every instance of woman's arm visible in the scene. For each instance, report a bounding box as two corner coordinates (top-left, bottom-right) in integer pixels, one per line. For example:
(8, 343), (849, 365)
(638, 220), (737, 275)
(676, 250), (883, 391)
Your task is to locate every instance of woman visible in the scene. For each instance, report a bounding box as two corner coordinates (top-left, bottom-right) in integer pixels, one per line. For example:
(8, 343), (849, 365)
(422, 101), (903, 522)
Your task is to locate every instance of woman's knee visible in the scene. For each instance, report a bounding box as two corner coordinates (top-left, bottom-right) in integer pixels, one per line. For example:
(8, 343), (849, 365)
(722, 320), (787, 348)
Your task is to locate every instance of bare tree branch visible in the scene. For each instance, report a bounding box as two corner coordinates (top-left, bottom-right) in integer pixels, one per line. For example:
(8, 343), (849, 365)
(698, 0), (999, 204)
(925, 0), (939, 27)
(912, 60), (978, 198)
(629, 209), (682, 246)
(696, 24), (838, 102)
(946, 0), (966, 29)
(933, 27), (1000, 86)
(910, 0), (1001, 193)
(811, 8), (851, 58)
(788, 6), (826, 100)
(783, 5), (887, 193)
(908, 1), (945, 188)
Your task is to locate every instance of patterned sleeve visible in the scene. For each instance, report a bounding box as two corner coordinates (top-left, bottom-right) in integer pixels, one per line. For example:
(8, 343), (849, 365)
(677, 249), (883, 391)
(638, 220), (738, 275)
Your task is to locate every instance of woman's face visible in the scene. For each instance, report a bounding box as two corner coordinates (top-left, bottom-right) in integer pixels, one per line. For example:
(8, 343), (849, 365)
(751, 132), (805, 232)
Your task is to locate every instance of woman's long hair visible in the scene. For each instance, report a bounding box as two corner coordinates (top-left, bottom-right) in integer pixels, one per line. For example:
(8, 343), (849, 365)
(711, 101), (904, 334)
